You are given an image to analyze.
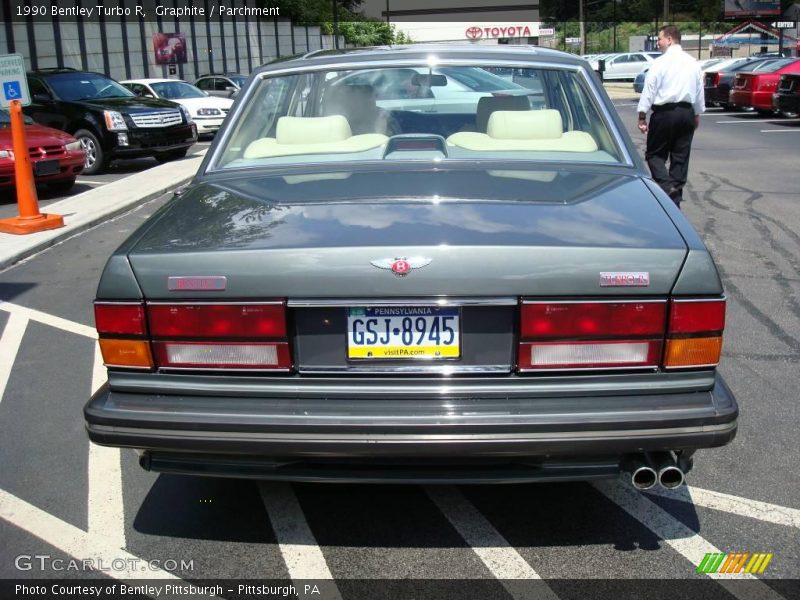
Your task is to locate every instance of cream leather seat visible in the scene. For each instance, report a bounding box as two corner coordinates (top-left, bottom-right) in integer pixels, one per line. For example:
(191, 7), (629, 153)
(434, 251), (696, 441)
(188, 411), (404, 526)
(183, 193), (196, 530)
(447, 109), (598, 153)
(475, 95), (530, 133)
(243, 115), (388, 159)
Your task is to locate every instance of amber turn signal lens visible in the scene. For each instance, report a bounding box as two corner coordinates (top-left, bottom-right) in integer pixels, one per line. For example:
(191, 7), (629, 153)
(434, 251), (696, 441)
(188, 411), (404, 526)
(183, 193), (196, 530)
(664, 336), (722, 368)
(98, 339), (153, 369)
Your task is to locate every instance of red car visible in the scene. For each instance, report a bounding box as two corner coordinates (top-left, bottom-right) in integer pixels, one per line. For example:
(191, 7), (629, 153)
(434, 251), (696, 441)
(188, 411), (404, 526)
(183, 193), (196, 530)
(729, 58), (800, 116)
(0, 110), (85, 193)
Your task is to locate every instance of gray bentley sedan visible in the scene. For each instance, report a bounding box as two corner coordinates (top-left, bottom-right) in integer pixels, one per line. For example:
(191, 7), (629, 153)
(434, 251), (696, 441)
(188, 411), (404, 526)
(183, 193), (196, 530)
(85, 46), (737, 489)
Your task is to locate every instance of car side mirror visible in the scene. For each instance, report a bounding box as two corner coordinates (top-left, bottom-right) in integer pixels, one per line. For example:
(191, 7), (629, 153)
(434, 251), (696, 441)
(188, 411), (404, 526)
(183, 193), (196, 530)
(32, 93), (52, 103)
(225, 86), (236, 92)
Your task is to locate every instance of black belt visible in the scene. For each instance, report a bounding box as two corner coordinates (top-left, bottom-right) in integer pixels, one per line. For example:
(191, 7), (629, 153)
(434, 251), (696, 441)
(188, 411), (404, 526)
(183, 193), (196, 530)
(652, 102), (693, 111)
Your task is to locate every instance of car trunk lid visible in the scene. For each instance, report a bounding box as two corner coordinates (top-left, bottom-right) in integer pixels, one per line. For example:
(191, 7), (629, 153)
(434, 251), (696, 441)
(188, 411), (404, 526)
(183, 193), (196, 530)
(127, 167), (688, 298)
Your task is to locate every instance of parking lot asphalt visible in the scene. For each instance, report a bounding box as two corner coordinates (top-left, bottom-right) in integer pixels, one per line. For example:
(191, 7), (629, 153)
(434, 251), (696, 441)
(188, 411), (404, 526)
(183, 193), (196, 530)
(0, 103), (799, 599)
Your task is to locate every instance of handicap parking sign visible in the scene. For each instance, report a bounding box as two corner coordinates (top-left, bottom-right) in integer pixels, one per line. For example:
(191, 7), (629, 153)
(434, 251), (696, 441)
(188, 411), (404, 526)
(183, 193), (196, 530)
(4, 81), (21, 101)
(0, 54), (30, 107)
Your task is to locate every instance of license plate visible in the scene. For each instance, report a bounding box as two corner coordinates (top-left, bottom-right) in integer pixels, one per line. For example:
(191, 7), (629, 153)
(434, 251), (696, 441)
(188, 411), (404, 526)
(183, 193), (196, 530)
(347, 307), (460, 359)
(34, 159), (59, 176)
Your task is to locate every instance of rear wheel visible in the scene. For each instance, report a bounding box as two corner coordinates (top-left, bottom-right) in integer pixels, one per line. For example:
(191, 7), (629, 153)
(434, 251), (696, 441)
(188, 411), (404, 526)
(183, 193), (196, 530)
(47, 177), (76, 193)
(154, 148), (189, 163)
(778, 110), (799, 118)
(74, 129), (107, 175)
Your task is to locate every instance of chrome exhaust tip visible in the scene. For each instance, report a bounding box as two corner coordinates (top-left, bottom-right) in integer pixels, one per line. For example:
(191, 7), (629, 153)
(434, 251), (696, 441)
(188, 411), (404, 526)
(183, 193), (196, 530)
(658, 465), (685, 490)
(631, 464), (658, 490)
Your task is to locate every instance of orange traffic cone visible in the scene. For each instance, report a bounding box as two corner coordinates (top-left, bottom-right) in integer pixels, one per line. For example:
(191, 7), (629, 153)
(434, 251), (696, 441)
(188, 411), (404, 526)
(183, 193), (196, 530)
(0, 100), (64, 234)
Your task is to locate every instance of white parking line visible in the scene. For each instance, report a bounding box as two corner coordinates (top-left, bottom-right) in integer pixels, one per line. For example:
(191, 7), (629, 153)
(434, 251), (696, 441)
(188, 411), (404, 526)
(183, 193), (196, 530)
(0, 312), (28, 405)
(87, 345), (125, 549)
(716, 119), (800, 124)
(426, 486), (560, 600)
(0, 301), (96, 339)
(645, 485), (800, 529)
(594, 481), (787, 600)
(760, 129), (800, 132)
(258, 483), (343, 599)
(0, 487), (178, 579)
(74, 179), (107, 186)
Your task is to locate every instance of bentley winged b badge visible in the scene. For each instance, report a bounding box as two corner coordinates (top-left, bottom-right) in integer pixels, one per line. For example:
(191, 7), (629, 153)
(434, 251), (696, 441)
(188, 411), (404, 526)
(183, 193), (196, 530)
(370, 257), (433, 277)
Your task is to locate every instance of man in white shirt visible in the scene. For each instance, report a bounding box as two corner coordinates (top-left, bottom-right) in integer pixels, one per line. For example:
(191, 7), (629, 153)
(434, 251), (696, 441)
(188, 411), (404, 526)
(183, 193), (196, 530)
(637, 25), (705, 208)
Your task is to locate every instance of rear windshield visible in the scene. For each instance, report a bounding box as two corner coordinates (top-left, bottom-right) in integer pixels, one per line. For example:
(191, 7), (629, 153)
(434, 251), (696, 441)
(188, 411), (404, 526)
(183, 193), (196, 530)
(214, 63), (623, 170)
(151, 81), (206, 99)
(754, 59), (797, 73)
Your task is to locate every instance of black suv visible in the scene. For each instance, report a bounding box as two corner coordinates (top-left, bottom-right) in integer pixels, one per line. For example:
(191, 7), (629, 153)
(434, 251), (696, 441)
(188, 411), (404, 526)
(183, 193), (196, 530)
(25, 69), (197, 174)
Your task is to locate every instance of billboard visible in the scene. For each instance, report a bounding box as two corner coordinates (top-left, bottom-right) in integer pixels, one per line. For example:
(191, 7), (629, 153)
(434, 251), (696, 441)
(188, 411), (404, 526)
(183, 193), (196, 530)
(723, 0), (781, 18)
(152, 32), (187, 65)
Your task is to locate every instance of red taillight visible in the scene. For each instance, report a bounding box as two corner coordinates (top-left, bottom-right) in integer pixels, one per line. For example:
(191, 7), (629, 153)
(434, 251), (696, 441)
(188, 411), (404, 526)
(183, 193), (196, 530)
(517, 298), (726, 372)
(94, 300), (292, 371)
(94, 302), (153, 369)
(147, 303), (286, 338)
(713, 73), (720, 86)
(521, 301), (665, 338)
(94, 302), (146, 336)
(518, 300), (666, 371)
(664, 298), (725, 369)
(668, 299), (725, 335)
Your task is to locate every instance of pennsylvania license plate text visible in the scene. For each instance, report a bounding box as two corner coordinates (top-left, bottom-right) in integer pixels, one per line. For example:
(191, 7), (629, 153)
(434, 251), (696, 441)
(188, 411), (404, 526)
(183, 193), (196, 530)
(347, 307), (460, 359)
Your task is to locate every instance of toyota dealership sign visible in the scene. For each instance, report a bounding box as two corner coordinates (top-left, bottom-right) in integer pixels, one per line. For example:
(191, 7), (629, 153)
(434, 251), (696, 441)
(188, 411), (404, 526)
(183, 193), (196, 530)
(465, 24), (536, 40)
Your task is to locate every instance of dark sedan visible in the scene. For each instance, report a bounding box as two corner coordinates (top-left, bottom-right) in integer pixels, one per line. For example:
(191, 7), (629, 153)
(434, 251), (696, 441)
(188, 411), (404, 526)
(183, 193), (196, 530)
(773, 73), (800, 117)
(729, 59), (800, 115)
(704, 58), (782, 110)
(86, 46), (737, 489)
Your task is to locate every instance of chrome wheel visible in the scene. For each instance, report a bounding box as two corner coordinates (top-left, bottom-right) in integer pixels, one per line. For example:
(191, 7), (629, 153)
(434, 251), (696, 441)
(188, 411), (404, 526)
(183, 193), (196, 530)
(78, 136), (97, 169)
(73, 129), (106, 175)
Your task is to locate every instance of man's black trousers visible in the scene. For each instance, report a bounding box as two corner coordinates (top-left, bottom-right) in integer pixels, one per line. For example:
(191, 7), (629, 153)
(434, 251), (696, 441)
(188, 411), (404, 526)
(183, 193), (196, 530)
(645, 103), (695, 207)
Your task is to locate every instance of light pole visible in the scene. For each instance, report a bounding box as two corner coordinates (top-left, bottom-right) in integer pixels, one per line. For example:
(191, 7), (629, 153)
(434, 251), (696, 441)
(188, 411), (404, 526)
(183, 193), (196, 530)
(612, 0), (617, 52)
(332, 0), (339, 49)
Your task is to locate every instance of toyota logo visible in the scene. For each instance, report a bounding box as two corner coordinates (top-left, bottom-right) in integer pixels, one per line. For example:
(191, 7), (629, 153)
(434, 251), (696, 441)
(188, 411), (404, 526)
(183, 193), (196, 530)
(465, 26), (483, 40)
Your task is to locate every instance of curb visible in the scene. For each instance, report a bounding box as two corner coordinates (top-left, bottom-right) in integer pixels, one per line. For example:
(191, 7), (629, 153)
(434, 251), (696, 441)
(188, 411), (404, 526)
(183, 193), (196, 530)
(0, 154), (204, 272)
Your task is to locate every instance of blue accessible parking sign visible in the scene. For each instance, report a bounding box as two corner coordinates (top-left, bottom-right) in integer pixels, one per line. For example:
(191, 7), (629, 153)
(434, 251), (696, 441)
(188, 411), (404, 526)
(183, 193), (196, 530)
(0, 54), (31, 107)
(3, 81), (22, 101)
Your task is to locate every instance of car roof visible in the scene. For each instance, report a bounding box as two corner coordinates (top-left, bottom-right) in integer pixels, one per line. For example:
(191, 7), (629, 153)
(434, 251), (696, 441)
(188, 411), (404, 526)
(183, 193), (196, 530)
(28, 68), (104, 77)
(255, 44), (585, 76)
(121, 78), (188, 85)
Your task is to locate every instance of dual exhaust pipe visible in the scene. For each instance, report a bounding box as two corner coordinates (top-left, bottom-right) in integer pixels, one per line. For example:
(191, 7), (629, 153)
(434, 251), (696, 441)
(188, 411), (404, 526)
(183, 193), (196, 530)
(622, 452), (688, 491)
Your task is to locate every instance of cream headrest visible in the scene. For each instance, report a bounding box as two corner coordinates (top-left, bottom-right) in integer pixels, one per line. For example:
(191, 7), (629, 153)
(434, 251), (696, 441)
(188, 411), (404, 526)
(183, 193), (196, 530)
(275, 115), (352, 145)
(487, 109), (564, 140)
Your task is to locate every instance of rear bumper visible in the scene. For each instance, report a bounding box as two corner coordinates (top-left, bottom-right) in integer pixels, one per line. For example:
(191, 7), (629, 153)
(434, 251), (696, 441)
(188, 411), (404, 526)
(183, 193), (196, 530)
(85, 371), (738, 480)
(729, 89), (755, 108)
(773, 93), (800, 113)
